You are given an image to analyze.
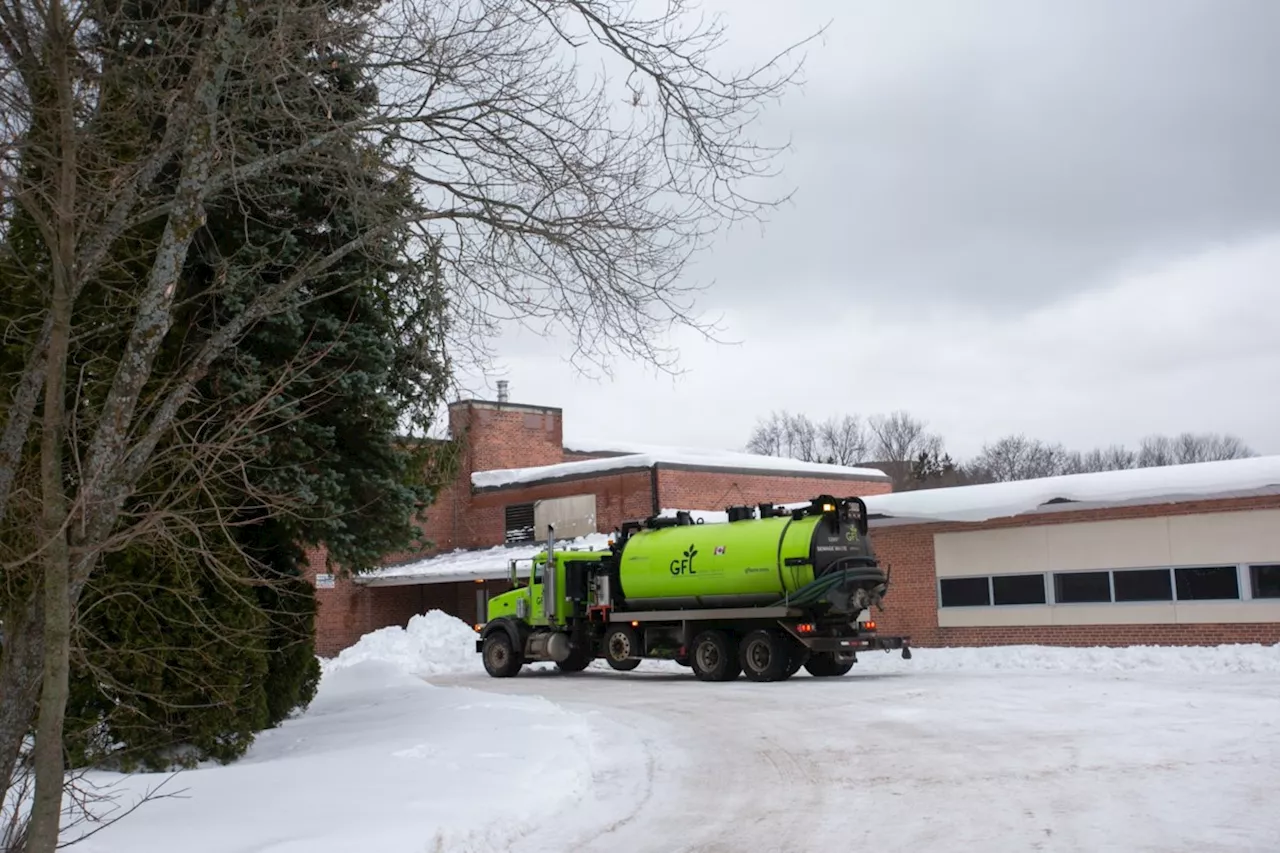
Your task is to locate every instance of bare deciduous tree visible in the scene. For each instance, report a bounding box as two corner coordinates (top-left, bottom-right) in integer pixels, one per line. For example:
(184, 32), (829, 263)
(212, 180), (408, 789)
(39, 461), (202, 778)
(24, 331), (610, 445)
(1140, 432), (1255, 467)
(0, 0), (819, 848)
(866, 411), (945, 488)
(817, 414), (868, 466)
(969, 434), (1077, 482)
(745, 410), (868, 465)
(1069, 445), (1139, 474)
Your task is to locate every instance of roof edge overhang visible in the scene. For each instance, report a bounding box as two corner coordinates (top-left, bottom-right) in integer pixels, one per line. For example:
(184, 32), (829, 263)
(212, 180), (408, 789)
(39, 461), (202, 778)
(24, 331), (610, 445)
(867, 484), (1280, 529)
(471, 458), (891, 493)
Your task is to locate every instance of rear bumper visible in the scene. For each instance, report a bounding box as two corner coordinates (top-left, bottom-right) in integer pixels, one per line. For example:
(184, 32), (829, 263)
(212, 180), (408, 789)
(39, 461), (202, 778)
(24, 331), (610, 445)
(799, 634), (911, 654)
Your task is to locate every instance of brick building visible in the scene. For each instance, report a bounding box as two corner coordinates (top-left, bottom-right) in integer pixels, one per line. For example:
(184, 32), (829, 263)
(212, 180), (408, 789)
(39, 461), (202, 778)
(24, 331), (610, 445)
(306, 395), (894, 655)
(305, 391), (1280, 657)
(865, 460), (1280, 649)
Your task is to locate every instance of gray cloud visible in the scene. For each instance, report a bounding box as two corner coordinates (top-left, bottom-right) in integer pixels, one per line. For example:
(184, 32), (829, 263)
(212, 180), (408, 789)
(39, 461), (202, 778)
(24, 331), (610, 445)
(452, 0), (1280, 464)
(695, 0), (1280, 316)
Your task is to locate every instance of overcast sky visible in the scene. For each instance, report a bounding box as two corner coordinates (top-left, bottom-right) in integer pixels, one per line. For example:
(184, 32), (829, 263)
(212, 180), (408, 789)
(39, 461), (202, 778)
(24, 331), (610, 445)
(454, 0), (1280, 462)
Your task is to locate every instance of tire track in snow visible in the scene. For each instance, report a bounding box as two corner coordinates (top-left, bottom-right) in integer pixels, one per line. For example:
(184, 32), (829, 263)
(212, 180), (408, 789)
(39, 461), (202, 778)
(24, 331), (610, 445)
(434, 666), (1280, 853)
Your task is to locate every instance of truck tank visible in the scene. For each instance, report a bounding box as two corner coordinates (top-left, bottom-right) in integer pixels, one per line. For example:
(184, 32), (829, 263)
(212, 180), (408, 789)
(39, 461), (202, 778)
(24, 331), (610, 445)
(613, 496), (882, 612)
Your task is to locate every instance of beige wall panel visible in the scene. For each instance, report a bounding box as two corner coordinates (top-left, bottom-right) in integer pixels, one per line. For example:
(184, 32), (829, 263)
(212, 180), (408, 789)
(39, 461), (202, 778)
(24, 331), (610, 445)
(934, 526), (1048, 578)
(1044, 517), (1171, 571)
(1167, 509), (1280, 566)
(937, 606), (1054, 628)
(936, 602), (1280, 627)
(1173, 601), (1280, 624)
(1049, 603), (1176, 625)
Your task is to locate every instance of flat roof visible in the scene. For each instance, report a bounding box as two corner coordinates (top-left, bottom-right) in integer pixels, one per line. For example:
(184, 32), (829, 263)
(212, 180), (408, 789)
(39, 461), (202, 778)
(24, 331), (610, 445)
(862, 455), (1280, 526)
(472, 440), (891, 491)
(356, 533), (615, 587)
(356, 456), (1280, 587)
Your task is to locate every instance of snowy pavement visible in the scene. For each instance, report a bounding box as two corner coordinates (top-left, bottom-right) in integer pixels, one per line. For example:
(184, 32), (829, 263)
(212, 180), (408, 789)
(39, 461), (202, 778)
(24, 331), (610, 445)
(436, 656), (1280, 853)
(60, 612), (1280, 853)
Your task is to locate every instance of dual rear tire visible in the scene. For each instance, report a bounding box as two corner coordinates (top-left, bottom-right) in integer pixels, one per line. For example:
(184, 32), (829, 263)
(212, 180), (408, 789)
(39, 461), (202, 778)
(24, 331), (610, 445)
(689, 629), (741, 681)
(688, 628), (819, 682)
(804, 653), (855, 677)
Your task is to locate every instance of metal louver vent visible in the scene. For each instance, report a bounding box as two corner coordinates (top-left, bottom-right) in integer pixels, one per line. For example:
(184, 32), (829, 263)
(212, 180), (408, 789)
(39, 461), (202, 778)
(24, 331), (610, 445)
(504, 503), (535, 544)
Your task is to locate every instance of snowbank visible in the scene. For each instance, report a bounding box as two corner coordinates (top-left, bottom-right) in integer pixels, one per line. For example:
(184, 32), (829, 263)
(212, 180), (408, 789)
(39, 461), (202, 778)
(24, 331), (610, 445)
(853, 642), (1280, 674)
(65, 613), (637, 853)
(321, 610), (484, 678)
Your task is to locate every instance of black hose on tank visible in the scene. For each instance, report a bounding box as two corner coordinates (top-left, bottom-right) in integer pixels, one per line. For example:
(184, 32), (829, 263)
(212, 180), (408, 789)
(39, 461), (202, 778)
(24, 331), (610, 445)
(769, 559), (886, 607)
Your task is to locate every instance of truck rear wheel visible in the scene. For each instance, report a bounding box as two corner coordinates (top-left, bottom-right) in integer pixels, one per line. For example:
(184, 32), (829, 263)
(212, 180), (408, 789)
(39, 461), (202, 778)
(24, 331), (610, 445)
(739, 629), (789, 682)
(782, 643), (808, 679)
(603, 625), (641, 671)
(482, 631), (523, 678)
(690, 630), (740, 682)
(804, 653), (855, 678)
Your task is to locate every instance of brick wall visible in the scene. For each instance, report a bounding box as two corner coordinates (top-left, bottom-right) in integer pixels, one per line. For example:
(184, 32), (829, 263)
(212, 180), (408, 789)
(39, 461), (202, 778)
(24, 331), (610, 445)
(302, 545), (429, 656)
(450, 400), (564, 472)
(562, 450), (614, 462)
(657, 467), (892, 510)
(470, 469), (655, 538)
(373, 399), (570, 566)
(870, 494), (1280, 649)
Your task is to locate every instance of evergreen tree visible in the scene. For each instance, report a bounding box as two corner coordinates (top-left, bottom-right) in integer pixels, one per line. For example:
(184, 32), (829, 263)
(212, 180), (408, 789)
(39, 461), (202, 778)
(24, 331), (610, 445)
(2, 0), (455, 771)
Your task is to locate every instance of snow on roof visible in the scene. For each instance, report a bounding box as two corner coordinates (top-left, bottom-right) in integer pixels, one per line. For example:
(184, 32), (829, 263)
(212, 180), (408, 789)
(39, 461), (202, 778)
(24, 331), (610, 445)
(356, 533), (615, 587)
(862, 455), (1280, 525)
(473, 440), (890, 490)
(359, 457), (1280, 586)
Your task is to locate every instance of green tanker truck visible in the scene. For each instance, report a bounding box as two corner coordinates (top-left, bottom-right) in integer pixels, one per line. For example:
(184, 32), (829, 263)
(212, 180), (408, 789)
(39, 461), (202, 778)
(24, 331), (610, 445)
(474, 495), (912, 682)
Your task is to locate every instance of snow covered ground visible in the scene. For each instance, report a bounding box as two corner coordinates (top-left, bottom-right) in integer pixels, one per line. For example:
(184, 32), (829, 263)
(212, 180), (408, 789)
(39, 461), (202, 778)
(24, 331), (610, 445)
(60, 611), (1280, 852)
(60, 613), (648, 853)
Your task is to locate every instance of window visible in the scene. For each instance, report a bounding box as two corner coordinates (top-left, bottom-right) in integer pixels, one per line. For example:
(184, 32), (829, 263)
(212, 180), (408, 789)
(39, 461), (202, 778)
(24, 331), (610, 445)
(1054, 571), (1112, 604)
(1251, 564), (1280, 599)
(937, 564), (1265, 611)
(992, 574), (1046, 605)
(504, 502), (535, 544)
(1174, 566), (1239, 601)
(1112, 568), (1172, 602)
(939, 577), (990, 607)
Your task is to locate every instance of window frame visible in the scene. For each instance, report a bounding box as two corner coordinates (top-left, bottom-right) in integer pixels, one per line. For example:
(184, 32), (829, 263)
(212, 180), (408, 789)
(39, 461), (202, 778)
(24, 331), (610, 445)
(937, 575), (993, 608)
(936, 563), (1267, 610)
(1051, 569), (1114, 605)
(1248, 564), (1280, 600)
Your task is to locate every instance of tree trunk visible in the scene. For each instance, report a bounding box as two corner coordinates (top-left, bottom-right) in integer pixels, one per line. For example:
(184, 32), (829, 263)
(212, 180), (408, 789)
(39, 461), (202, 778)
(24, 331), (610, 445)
(25, 267), (73, 853)
(0, 597), (43, 815)
(25, 1), (76, 844)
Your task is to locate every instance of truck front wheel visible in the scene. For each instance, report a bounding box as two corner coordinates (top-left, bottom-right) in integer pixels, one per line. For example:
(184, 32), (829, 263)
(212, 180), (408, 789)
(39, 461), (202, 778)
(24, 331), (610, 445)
(690, 630), (740, 682)
(482, 631), (523, 678)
